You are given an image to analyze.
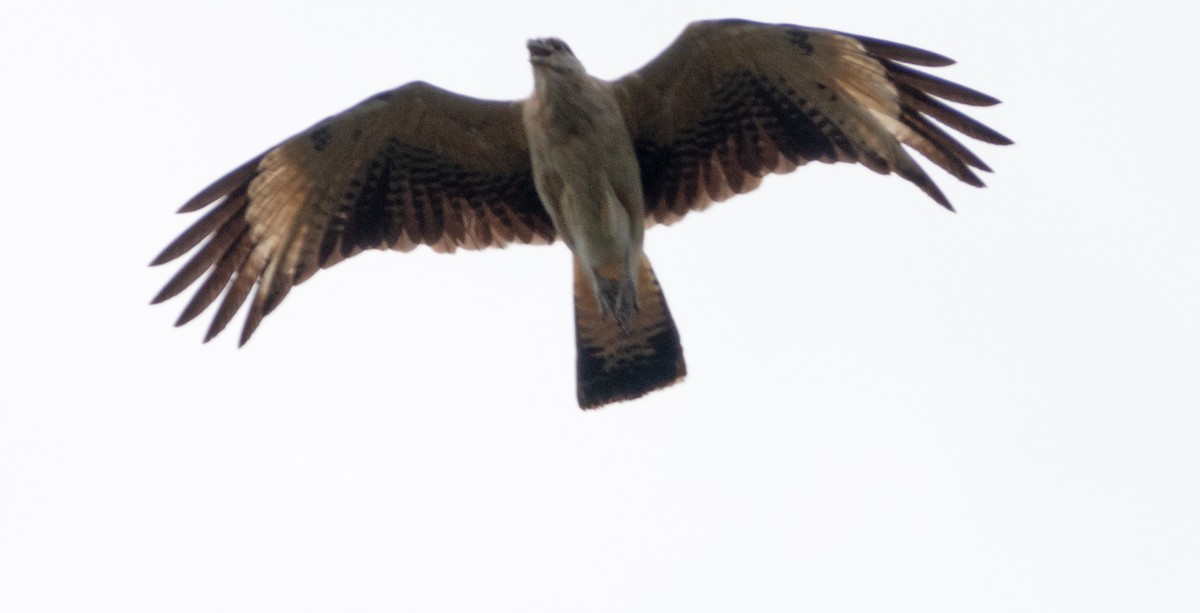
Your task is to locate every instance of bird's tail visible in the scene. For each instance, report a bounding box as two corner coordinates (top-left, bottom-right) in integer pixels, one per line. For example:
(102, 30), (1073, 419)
(573, 253), (686, 408)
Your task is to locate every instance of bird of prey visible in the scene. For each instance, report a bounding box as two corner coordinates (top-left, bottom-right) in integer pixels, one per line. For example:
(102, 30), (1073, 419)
(151, 19), (1010, 409)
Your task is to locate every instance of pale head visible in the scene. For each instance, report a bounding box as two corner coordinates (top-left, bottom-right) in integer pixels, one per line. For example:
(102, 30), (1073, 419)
(527, 38), (582, 74)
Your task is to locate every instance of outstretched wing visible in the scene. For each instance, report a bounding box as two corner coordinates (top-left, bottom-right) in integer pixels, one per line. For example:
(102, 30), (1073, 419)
(612, 19), (1012, 225)
(151, 81), (555, 345)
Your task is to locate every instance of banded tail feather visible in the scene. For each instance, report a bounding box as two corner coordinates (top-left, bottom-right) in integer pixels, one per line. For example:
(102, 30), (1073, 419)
(573, 254), (686, 408)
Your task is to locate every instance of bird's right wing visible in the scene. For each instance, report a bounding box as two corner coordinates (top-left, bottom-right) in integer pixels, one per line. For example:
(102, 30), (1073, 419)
(151, 81), (555, 345)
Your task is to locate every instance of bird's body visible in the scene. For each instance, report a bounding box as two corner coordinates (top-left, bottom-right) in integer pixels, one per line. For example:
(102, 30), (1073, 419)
(523, 37), (685, 405)
(152, 19), (1010, 409)
(523, 41), (646, 325)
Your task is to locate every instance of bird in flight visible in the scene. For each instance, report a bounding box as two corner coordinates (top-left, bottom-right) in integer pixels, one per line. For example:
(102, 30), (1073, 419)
(151, 19), (1010, 409)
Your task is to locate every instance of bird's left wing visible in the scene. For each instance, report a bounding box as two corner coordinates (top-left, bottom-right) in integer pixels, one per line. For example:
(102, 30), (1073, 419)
(152, 81), (555, 345)
(612, 19), (1012, 225)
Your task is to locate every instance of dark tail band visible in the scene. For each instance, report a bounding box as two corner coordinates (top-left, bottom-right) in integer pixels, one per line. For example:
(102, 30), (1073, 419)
(573, 254), (686, 408)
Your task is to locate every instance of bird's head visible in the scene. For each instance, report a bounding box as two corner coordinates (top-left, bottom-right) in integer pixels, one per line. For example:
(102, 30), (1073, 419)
(527, 37), (581, 74)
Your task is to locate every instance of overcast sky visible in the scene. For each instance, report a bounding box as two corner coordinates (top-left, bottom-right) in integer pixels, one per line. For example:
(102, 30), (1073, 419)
(2, 1), (1198, 612)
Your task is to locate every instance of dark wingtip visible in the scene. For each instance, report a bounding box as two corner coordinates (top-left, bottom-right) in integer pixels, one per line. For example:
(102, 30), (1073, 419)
(960, 92), (1000, 108)
(178, 157), (262, 213)
(204, 328), (220, 344)
(174, 307), (201, 328)
(854, 35), (956, 67)
(149, 244), (184, 267)
(886, 61), (1004, 107)
(975, 93), (1003, 107)
(238, 310), (262, 347)
(971, 127), (1013, 146)
(926, 181), (956, 212)
(203, 309), (230, 344)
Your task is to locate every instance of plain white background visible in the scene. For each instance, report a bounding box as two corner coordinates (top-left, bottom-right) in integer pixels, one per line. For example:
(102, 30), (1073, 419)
(2, 1), (1197, 611)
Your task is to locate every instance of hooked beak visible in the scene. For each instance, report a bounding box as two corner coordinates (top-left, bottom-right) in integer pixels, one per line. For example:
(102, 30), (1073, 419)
(527, 39), (553, 65)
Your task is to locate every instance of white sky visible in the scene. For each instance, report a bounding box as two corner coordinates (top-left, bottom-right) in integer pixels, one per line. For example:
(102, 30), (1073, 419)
(2, 1), (1198, 611)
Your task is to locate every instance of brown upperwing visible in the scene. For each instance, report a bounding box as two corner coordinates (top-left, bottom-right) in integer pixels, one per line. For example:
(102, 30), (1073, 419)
(611, 19), (1012, 226)
(151, 81), (555, 345)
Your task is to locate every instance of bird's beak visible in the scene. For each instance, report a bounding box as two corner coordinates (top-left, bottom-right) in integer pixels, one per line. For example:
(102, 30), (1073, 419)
(527, 39), (552, 64)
